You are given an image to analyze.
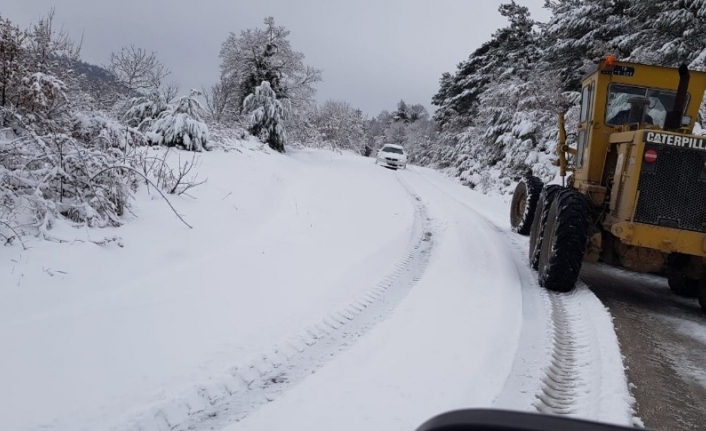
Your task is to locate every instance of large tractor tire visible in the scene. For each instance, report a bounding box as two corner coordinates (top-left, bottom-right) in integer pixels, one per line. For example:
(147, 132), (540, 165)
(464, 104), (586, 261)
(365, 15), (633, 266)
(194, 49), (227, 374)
(699, 283), (706, 314)
(666, 255), (700, 298)
(667, 273), (699, 298)
(537, 190), (590, 293)
(510, 176), (543, 235)
(528, 185), (563, 270)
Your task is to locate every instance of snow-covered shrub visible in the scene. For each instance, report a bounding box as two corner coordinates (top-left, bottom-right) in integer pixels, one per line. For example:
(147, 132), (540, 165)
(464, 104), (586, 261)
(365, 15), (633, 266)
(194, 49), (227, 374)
(0, 12), (200, 244)
(207, 122), (249, 151)
(123, 92), (169, 131)
(140, 148), (206, 195)
(149, 90), (209, 151)
(72, 110), (148, 150)
(0, 131), (138, 237)
(16, 72), (70, 132)
(243, 81), (289, 152)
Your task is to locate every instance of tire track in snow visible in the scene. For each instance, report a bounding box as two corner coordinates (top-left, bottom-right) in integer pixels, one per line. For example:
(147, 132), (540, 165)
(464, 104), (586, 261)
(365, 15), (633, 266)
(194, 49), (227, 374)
(116, 177), (435, 431)
(404, 169), (633, 425)
(535, 289), (595, 416)
(534, 284), (635, 425)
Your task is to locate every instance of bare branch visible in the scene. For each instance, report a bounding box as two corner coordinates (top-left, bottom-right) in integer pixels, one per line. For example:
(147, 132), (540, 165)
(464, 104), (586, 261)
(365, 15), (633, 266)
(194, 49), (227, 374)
(203, 77), (236, 123)
(160, 80), (179, 103)
(107, 45), (171, 93)
(90, 166), (193, 229)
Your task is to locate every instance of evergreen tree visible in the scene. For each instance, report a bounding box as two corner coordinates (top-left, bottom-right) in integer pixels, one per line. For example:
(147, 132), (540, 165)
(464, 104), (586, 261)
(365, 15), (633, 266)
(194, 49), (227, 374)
(219, 17), (321, 115)
(432, 1), (538, 131)
(431, 45), (493, 132)
(243, 81), (290, 152)
(542, 0), (630, 91)
(622, 0), (706, 68)
(392, 100), (410, 123)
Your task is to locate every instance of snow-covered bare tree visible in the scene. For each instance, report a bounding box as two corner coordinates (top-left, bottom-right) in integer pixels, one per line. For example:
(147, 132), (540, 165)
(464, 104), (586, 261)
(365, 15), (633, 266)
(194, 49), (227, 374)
(203, 76), (236, 124)
(243, 81), (290, 152)
(107, 45), (171, 94)
(25, 9), (81, 75)
(160, 80), (179, 103)
(312, 100), (366, 153)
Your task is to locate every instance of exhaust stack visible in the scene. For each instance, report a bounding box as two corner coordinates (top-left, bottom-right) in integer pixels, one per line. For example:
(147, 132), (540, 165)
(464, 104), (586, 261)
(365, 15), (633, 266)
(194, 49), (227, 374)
(664, 64), (690, 131)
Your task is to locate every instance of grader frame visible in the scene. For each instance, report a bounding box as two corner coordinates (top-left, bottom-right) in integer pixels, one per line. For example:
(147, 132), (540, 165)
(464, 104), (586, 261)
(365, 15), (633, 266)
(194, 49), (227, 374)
(510, 57), (706, 313)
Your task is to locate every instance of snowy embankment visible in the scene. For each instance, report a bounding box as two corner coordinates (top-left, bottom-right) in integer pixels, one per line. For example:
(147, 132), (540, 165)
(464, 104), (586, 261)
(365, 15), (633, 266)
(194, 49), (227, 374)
(0, 143), (634, 431)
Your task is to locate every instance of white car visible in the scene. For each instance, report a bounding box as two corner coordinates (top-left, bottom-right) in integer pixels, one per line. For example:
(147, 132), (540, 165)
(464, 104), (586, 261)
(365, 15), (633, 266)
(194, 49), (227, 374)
(375, 144), (408, 169)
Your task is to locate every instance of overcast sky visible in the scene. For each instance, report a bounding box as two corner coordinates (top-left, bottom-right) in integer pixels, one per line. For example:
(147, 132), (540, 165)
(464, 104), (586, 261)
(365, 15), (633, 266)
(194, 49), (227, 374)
(5, 0), (550, 115)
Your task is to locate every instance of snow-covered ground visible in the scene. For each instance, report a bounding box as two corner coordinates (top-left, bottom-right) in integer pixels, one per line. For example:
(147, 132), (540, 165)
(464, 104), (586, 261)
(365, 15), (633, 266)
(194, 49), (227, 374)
(0, 143), (635, 431)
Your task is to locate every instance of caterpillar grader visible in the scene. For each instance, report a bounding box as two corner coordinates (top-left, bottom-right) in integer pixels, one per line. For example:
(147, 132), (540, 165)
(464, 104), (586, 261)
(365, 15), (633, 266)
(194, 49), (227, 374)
(510, 56), (706, 314)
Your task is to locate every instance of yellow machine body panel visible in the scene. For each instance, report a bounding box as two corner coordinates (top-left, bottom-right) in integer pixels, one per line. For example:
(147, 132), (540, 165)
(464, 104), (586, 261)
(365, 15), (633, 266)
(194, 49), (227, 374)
(603, 131), (706, 257)
(575, 59), (706, 186)
(571, 59), (706, 259)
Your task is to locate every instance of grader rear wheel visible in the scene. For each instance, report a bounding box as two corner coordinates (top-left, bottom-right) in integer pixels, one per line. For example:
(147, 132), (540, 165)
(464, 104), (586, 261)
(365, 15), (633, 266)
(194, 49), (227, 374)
(666, 254), (700, 298)
(510, 176), (543, 236)
(667, 272), (700, 298)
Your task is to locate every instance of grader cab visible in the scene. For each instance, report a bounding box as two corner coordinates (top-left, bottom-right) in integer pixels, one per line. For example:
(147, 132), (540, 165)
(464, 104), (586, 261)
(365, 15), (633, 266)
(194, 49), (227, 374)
(510, 57), (706, 314)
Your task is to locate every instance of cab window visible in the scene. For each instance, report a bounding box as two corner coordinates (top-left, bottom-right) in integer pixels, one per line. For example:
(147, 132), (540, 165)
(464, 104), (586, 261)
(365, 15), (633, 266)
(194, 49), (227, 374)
(605, 84), (689, 128)
(577, 84), (593, 168)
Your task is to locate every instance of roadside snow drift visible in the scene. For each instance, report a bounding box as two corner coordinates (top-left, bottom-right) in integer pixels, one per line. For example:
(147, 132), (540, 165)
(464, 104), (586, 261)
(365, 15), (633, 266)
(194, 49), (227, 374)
(0, 144), (416, 430)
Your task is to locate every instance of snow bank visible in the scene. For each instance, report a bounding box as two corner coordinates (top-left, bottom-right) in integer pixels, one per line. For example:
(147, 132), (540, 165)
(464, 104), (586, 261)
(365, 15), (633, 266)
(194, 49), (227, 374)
(0, 145), (415, 431)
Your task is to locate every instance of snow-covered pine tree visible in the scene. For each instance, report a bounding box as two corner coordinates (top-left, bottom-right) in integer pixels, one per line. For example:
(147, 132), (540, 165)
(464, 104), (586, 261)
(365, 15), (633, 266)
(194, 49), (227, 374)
(424, 1), (577, 192)
(392, 100), (410, 123)
(149, 90), (209, 151)
(542, 0), (630, 91)
(431, 44), (493, 133)
(620, 0), (706, 69)
(421, 0), (706, 192)
(432, 1), (538, 133)
(243, 81), (290, 152)
(219, 17), (321, 117)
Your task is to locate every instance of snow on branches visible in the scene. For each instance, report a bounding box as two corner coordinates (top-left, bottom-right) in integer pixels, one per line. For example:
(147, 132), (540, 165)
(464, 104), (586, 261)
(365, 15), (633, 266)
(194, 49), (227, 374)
(0, 12), (205, 243)
(123, 92), (169, 131)
(243, 81), (289, 152)
(149, 90), (210, 152)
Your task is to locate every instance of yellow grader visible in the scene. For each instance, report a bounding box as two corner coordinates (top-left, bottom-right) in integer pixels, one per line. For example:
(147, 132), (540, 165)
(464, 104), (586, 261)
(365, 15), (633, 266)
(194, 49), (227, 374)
(510, 57), (706, 314)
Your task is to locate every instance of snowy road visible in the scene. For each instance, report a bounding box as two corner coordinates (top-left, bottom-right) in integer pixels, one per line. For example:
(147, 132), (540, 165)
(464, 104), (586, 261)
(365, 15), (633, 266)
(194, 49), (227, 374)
(0, 147), (634, 431)
(582, 264), (706, 431)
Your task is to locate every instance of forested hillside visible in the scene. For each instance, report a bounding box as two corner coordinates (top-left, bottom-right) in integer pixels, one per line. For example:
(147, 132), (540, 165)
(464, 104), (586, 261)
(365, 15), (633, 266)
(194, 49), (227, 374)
(422, 0), (706, 193)
(6, 2), (706, 243)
